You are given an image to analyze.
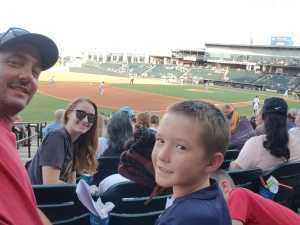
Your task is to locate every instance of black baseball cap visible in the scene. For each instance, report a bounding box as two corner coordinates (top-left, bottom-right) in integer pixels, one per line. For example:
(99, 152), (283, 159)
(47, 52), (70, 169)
(0, 27), (58, 71)
(262, 97), (288, 116)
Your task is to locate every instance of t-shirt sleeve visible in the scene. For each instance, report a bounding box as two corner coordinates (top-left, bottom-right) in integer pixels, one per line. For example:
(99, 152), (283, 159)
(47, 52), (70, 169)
(234, 137), (258, 169)
(227, 188), (250, 223)
(38, 131), (66, 169)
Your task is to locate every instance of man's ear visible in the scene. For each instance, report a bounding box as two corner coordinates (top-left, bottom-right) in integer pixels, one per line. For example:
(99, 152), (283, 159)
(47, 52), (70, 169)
(206, 152), (224, 173)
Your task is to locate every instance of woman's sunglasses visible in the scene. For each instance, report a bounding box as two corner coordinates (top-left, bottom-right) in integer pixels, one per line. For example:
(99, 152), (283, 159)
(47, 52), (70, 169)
(73, 110), (96, 124)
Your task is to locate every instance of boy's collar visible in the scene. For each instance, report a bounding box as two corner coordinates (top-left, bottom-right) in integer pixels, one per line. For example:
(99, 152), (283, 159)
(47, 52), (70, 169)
(174, 179), (219, 202)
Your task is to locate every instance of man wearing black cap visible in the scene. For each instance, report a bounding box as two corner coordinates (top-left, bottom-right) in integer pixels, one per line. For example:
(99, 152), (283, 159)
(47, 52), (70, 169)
(0, 27), (58, 225)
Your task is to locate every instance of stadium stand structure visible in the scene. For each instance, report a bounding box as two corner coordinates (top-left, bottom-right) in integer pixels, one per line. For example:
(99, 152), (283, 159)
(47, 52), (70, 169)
(187, 67), (223, 81)
(66, 43), (300, 94)
(145, 64), (185, 78)
(228, 69), (261, 83)
(254, 74), (300, 91)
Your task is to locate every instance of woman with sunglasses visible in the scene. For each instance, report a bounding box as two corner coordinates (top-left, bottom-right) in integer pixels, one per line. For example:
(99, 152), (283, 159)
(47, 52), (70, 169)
(27, 97), (98, 184)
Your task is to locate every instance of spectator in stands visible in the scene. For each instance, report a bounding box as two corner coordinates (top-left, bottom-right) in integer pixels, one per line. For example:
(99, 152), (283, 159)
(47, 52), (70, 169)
(98, 127), (158, 193)
(295, 110), (300, 127)
(213, 170), (300, 225)
(254, 109), (265, 135)
(100, 111), (133, 157)
(42, 108), (65, 138)
(119, 106), (135, 120)
(153, 100), (231, 225)
(230, 97), (300, 171)
(96, 114), (109, 158)
(222, 104), (239, 133)
(27, 97), (99, 184)
(222, 104), (255, 150)
(0, 27), (58, 224)
(289, 110), (300, 143)
(135, 112), (150, 129)
(249, 116), (256, 130)
(287, 108), (297, 130)
(150, 114), (159, 131)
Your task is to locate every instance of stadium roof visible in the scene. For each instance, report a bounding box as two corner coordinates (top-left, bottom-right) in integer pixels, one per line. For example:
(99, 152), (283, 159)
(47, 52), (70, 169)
(205, 43), (300, 51)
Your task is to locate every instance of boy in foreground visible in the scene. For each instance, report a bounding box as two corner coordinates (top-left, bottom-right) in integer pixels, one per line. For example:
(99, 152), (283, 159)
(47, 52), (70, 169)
(152, 100), (231, 225)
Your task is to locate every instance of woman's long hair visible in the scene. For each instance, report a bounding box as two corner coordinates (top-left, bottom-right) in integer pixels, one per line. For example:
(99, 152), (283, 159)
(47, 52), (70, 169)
(64, 97), (99, 174)
(262, 98), (290, 160)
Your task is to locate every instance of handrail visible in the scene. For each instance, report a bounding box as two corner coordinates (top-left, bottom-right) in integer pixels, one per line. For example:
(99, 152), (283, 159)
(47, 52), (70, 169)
(14, 121), (47, 158)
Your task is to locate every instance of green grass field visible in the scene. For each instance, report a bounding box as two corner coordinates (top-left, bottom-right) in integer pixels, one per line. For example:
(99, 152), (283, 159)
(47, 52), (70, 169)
(111, 83), (300, 116)
(19, 81), (299, 121)
(20, 92), (114, 122)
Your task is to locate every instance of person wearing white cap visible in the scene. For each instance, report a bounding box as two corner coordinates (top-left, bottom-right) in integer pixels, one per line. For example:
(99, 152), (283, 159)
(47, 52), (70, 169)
(0, 27), (58, 225)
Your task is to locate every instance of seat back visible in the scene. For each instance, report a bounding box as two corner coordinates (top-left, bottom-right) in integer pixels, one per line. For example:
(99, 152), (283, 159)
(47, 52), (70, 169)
(93, 156), (120, 185)
(263, 162), (300, 211)
(33, 184), (76, 204)
(228, 168), (262, 192)
(225, 149), (240, 160)
(32, 184), (89, 225)
(220, 149), (240, 170)
(101, 181), (170, 225)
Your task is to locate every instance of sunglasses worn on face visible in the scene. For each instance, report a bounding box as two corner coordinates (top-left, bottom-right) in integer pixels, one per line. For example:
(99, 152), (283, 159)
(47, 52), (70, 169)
(73, 110), (96, 124)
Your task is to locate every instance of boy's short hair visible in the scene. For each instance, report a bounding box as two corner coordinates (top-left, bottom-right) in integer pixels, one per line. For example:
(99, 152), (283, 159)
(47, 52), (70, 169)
(167, 100), (229, 156)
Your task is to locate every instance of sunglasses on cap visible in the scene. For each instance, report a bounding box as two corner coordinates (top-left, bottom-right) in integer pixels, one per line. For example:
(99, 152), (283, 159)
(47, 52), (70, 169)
(0, 27), (29, 45)
(72, 110), (96, 124)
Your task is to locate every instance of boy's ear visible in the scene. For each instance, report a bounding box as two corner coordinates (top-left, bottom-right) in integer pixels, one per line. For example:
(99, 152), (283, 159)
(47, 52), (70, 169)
(206, 152), (224, 173)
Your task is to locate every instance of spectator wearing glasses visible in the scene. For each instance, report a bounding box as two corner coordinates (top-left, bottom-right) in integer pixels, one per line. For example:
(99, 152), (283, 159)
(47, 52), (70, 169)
(0, 27), (58, 224)
(27, 97), (99, 184)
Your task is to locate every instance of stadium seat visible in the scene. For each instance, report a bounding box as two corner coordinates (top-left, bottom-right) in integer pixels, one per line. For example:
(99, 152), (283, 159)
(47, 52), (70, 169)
(263, 161), (300, 212)
(228, 168), (262, 192)
(101, 181), (170, 225)
(33, 184), (76, 204)
(225, 149), (240, 160)
(220, 149), (240, 170)
(32, 184), (89, 225)
(93, 156), (120, 185)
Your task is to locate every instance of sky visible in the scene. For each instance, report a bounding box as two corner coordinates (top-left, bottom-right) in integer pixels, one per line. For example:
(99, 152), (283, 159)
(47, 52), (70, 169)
(2, 0), (300, 55)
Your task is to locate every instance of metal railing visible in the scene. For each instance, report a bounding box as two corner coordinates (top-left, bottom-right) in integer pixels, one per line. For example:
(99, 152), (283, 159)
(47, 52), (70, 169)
(14, 122), (47, 158)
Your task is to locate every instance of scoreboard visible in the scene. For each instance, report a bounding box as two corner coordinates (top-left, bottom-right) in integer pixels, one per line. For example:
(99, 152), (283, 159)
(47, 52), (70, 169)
(271, 36), (294, 46)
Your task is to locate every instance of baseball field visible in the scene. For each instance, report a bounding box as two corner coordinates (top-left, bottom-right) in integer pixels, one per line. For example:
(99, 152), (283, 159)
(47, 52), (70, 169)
(20, 70), (300, 121)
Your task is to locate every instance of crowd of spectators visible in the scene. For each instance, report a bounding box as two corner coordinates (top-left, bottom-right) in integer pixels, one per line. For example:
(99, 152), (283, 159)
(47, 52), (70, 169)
(1, 26), (300, 225)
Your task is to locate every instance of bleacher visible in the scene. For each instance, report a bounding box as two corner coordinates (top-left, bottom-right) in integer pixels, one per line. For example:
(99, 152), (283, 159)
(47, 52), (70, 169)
(187, 67), (224, 81)
(253, 74), (300, 91)
(127, 63), (152, 75)
(70, 64), (125, 76)
(146, 65), (185, 78)
(228, 69), (261, 83)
